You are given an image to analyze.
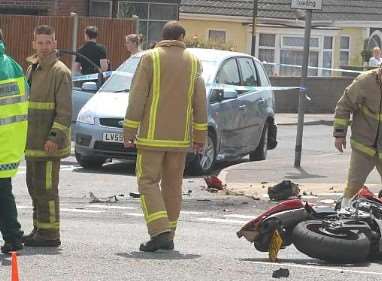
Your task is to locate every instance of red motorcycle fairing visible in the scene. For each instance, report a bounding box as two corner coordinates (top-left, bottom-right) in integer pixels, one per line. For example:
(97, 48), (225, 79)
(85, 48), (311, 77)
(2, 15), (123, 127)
(356, 186), (382, 204)
(237, 199), (304, 241)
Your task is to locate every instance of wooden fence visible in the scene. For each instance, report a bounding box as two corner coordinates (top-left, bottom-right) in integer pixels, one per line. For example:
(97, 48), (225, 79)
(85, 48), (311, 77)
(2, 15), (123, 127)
(0, 15), (136, 71)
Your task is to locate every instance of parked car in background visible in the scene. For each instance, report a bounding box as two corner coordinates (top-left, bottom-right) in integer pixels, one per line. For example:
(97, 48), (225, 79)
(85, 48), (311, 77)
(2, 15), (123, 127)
(74, 48), (277, 174)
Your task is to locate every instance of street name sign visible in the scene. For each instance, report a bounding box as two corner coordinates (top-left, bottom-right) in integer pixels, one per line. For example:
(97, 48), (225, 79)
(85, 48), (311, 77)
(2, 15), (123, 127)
(291, 0), (322, 10)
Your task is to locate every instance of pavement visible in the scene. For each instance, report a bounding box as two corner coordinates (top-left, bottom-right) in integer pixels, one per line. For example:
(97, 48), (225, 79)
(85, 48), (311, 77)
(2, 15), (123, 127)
(218, 113), (382, 200)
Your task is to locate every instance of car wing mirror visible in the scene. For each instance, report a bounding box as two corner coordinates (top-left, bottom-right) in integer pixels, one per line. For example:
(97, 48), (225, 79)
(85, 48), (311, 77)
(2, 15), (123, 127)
(223, 90), (238, 100)
(81, 81), (98, 92)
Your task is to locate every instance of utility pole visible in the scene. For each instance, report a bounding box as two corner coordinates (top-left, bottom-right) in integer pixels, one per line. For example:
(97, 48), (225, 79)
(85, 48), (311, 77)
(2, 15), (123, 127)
(70, 12), (79, 74)
(251, 0), (258, 56)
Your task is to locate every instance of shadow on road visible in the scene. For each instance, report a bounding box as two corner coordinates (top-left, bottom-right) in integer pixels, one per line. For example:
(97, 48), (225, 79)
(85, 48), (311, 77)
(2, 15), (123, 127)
(116, 250), (201, 260)
(285, 167), (327, 180)
(239, 257), (371, 268)
(1, 248), (62, 266)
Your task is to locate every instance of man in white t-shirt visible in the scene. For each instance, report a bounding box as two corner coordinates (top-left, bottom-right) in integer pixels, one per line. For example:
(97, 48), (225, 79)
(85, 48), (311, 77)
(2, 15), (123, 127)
(369, 47), (382, 67)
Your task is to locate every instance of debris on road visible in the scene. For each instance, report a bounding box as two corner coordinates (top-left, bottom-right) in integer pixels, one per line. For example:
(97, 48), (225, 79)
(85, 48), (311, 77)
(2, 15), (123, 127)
(268, 180), (300, 201)
(129, 192), (141, 198)
(89, 192), (119, 203)
(204, 176), (225, 191)
(183, 190), (192, 196)
(272, 268), (290, 278)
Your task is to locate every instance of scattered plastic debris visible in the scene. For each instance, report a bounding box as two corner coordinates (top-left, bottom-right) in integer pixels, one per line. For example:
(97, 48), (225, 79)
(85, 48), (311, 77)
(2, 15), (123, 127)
(204, 176), (225, 190)
(129, 192), (141, 199)
(183, 190), (192, 196)
(268, 180), (300, 201)
(89, 192), (118, 203)
(272, 268), (290, 278)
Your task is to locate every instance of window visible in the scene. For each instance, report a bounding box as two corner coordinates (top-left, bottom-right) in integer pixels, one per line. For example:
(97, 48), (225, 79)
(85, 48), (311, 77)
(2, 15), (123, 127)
(340, 36), (350, 66)
(118, 1), (179, 48)
(254, 61), (270, 86)
(89, 0), (112, 17)
(323, 36), (333, 76)
(258, 33), (275, 76)
(280, 50), (319, 76)
(238, 58), (258, 87)
(216, 59), (240, 85)
(208, 30), (226, 44)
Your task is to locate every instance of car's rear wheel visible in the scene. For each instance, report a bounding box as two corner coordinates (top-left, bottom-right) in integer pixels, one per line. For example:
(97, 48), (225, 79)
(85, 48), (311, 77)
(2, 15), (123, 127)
(188, 131), (216, 175)
(75, 151), (106, 169)
(249, 123), (268, 161)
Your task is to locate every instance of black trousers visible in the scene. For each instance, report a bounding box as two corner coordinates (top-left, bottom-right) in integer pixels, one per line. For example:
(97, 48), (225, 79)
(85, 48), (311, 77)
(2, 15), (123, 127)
(0, 178), (23, 242)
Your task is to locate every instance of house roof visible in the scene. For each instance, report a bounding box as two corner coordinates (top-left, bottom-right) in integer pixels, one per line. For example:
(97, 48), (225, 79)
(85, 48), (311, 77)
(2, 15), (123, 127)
(180, 0), (382, 22)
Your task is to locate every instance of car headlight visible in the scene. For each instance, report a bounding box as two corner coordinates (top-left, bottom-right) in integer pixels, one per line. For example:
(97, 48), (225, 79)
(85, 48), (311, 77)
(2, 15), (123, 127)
(77, 109), (95, 125)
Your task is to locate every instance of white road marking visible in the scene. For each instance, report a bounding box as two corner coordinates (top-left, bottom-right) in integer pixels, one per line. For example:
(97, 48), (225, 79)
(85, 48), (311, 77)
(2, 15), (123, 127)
(224, 214), (255, 219)
(124, 213), (144, 217)
(197, 218), (247, 225)
(180, 211), (205, 215)
(61, 208), (104, 213)
(247, 260), (382, 276)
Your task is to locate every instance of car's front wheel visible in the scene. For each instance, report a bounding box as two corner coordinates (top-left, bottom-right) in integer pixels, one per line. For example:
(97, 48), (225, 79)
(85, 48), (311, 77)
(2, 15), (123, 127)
(75, 151), (106, 169)
(188, 131), (216, 175)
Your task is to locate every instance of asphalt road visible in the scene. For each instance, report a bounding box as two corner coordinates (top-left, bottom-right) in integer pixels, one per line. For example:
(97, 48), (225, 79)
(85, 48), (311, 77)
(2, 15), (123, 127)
(1, 124), (382, 280)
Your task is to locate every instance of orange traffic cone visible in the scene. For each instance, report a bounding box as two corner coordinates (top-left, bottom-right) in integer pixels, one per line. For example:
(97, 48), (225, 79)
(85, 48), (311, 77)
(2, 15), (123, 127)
(10, 251), (19, 281)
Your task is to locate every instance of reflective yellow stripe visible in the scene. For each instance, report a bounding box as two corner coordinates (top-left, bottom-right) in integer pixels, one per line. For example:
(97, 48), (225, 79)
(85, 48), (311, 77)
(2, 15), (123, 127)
(46, 161), (52, 191)
(141, 194), (149, 220)
(136, 137), (190, 148)
(146, 211), (168, 224)
(193, 122), (208, 131)
(36, 222), (59, 230)
(123, 119), (140, 129)
(136, 152), (142, 178)
(184, 55), (198, 141)
(169, 221), (177, 228)
(333, 117), (349, 127)
(147, 49), (161, 139)
(360, 105), (382, 121)
(48, 200), (56, 224)
(29, 101), (55, 110)
(25, 146), (71, 158)
(52, 121), (68, 133)
(350, 139), (376, 157)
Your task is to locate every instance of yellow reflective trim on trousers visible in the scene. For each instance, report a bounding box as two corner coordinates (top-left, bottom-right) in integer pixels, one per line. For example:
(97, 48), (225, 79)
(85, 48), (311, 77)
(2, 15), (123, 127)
(193, 122), (208, 131)
(25, 146), (71, 158)
(46, 161), (52, 191)
(184, 55), (197, 141)
(136, 137), (190, 148)
(48, 200), (56, 224)
(146, 211), (168, 224)
(52, 121), (68, 133)
(147, 49), (161, 140)
(29, 101), (55, 110)
(169, 221), (177, 228)
(141, 194), (149, 220)
(36, 222), (59, 230)
(333, 117), (349, 127)
(136, 152), (142, 178)
(123, 119), (140, 129)
(350, 139), (376, 157)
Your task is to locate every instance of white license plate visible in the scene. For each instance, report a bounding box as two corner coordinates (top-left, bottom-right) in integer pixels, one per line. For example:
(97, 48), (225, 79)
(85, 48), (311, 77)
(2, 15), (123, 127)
(103, 133), (124, 143)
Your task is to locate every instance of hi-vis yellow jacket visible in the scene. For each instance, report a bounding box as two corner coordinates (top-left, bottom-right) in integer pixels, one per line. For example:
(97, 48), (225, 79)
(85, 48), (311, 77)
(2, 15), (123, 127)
(334, 69), (382, 158)
(0, 41), (28, 178)
(123, 40), (208, 151)
(25, 52), (72, 160)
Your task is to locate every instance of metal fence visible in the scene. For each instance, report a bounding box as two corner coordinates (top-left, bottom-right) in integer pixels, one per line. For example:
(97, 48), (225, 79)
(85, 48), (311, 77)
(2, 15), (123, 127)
(0, 14), (136, 71)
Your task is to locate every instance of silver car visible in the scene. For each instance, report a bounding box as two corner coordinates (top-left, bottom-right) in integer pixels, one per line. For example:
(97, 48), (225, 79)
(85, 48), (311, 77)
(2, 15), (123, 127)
(74, 48), (277, 174)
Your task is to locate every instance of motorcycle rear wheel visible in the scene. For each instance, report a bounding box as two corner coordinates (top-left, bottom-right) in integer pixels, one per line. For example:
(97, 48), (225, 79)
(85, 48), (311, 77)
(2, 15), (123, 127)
(292, 220), (370, 263)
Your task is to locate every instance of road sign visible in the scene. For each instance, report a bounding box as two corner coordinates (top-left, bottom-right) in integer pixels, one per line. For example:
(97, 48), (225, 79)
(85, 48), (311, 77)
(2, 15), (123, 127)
(291, 0), (322, 10)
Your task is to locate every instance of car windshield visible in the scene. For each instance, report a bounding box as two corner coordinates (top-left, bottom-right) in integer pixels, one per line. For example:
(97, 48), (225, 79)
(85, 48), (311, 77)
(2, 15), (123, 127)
(100, 56), (216, 93)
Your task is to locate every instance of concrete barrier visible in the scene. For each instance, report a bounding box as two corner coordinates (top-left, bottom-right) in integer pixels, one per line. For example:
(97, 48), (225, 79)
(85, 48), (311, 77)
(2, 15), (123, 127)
(270, 76), (355, 113)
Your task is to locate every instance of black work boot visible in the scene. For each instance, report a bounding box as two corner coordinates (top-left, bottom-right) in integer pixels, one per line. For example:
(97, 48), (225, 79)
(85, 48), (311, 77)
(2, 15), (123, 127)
(1, 240), (23, 254)
(21, 227), (37, 243)
(139, 232), (174, 252)
(24, 232), (61, 247)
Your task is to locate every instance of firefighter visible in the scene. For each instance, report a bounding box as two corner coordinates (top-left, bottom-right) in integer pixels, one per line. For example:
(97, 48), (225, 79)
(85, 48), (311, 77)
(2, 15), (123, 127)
(123, 21), (207, 252)
(23, 25), (72, 247)
(334, 67), (382, 208)
(0, 29), (28, 254)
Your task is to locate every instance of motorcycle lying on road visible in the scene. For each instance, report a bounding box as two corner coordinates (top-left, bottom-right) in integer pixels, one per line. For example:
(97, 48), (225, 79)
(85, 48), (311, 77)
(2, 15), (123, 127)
(237, 186), (382, 263)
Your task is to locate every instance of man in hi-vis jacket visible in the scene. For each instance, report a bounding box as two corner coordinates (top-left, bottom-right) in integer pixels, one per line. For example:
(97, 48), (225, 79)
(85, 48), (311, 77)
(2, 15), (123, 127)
(23, 25), (72, 247)
(123, 21), (208, 252)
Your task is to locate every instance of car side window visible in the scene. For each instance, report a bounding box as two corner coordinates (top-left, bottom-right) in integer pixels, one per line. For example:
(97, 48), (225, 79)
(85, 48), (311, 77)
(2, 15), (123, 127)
(254, 60), (270, 87)
(216, 59), (240, 86)
(238, 58), (258, 87)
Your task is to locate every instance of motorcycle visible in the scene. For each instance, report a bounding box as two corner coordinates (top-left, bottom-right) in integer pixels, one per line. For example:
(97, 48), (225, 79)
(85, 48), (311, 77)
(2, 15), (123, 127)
(237, 186), (382, 263)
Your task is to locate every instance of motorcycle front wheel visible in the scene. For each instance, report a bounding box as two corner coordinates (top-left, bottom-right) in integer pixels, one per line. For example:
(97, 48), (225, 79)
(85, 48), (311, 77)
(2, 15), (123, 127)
(292, 220), (370, 263)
